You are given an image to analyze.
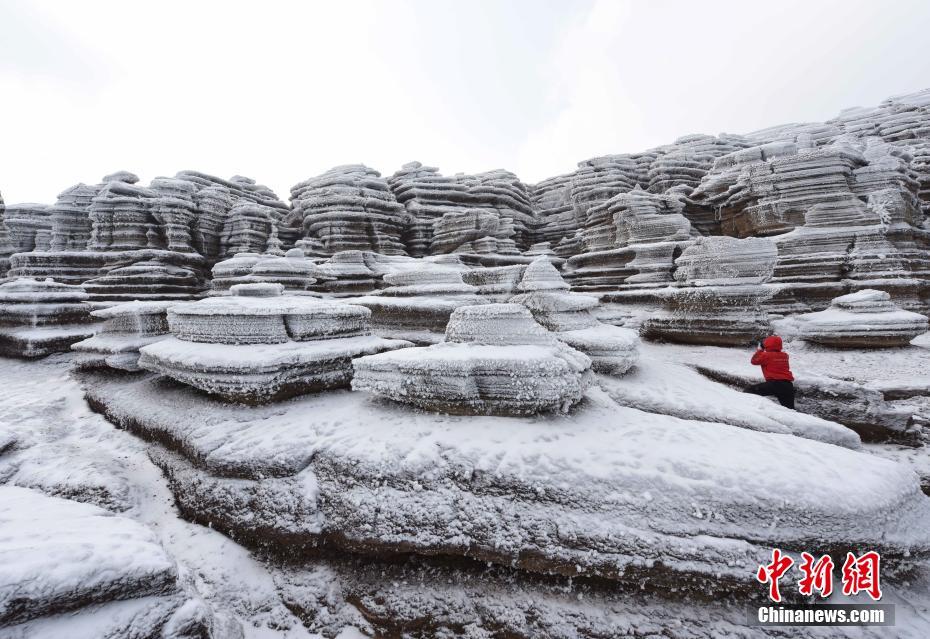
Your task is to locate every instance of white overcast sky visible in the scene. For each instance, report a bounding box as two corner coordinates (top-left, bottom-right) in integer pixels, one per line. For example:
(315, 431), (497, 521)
(2, 0), (930, 204)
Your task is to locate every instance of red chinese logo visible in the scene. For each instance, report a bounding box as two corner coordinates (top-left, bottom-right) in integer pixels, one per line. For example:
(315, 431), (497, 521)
(756, 548), (794, 602)
(757, 550), (881, 602)
(841, 551), (882, 601)
(798, 552), (834, 598)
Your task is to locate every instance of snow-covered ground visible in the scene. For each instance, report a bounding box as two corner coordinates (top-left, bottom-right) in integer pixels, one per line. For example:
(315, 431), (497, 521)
(4, 346), (930, 637)
(0, 354), (328, 638)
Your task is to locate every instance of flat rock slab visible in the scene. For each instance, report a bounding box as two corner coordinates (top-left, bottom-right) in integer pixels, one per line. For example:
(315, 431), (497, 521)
(83, 371), (930, 595)
(0, 486), (177, 625)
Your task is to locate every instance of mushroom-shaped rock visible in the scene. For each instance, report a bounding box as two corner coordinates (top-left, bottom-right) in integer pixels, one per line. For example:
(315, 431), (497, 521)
(510, 257), (639, 374)
(792, 289), (929, 347)
(138, 283), (410, 403)
(352, 303), (593, 415)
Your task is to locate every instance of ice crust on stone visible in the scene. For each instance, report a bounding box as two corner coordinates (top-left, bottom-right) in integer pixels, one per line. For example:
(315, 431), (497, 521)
(510, 257), (640, 374)
(71, 300), (174, 371)
(353, 303), (593, 415)
(350, 266), (482, 344)
(0, 277), (97, 358)
(644, 236), (779, 345)
(788, 289), (930, 348)
(84, 366), (930, 597)
(0, 486), (217, 637)
(291, 164), (407, 256)
(211, 249), (318, 294)
(3, 203), (52, 254)
(138, 283), (409, 403)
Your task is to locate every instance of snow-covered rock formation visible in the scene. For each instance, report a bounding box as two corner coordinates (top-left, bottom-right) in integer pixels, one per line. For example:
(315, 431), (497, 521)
(387, 162), (536, 258)
(0, 278), (96, 358)
(461, 263), (527, 299)
(138, 282), (409, 403)
(7, 170), (290, 300)
(291, 165), (407, 256)
(430, 208), (520, 256)
(564, 187), (694, 292)
(787, 289), (929, 347)
(0, 486), (224, 637)
(510, 257), (639, 374)
(84, 360), (930, 604)
(644, 236), (778, 345)
(3, 203), (52, 254)
(353, 303), (593, 415)
(311, 250), (381, 296)
(211, 249), (318, 294)
(72, 301), (174, 371)
(0, 190), (12, 277)
(350, 265), (481, 344)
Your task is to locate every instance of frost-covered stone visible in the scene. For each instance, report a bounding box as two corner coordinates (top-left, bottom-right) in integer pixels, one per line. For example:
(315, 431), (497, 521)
(510, 257), (639, 374)
(351, 266), (481, 344)
(531, 172), (580, 251)
(3, 203), (52, 253)
(646, 133), (752, 196)
(0, 277), (96, 358)
(311, 250), (380, 297)
(430, 208), (519, 256)
(565, 188), (694, 292)
(789, 289), (929, 348)
(138, 283), (409, 403)
(353, 303), (593, 415)
(0, 190), (12, 276)
(81, 252), (206, 301)
(387, 161), (471, 257)
(85, 367), (930, 597)
(220, 201), (283, 257)
(0, 486), (219, 637)
(291, 164), (407, 256)
(72, 301), (174, 371)
(461, 264), (527, 299)
(644, 237), (778, 345)
(211, 249), (318, 294)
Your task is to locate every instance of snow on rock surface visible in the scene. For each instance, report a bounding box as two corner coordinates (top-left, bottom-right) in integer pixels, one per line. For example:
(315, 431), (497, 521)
(291, 165), (407, 256)
(600, 343), (860, 448)
(84, 363), (930, 597)
(0, 191), (12, 277)
(350, 266), (482, 344)
(352, 303), (593, 415)
(644, 236), (778, 345)
(71, 300), (174, 371)
(787, 288), (929, 347)
(211, 250), (319, 294)
(0, 486), (219, 637)
(0, 277), (97, 358)
(2, 203), (52, 254)
(0, 354), (317, 637)
(674, 342), (917, 442)
(510, 256), (639, 374)
(139, 283), (410, 403)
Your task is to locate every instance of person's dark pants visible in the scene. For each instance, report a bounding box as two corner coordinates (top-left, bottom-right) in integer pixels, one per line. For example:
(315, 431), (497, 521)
(744, 380), (795, 409)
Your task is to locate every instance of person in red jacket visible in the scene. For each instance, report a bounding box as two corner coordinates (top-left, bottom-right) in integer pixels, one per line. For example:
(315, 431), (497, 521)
(744, 335), (795, 409)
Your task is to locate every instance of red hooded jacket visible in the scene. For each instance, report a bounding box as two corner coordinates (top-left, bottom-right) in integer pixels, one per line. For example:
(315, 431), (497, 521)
(750, 336), (794, 382)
